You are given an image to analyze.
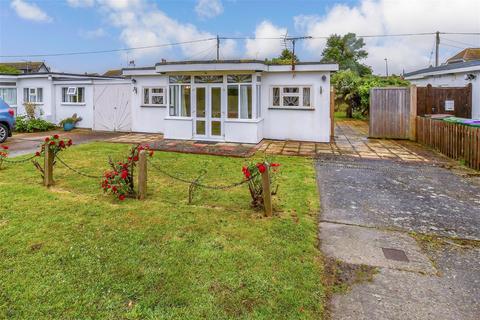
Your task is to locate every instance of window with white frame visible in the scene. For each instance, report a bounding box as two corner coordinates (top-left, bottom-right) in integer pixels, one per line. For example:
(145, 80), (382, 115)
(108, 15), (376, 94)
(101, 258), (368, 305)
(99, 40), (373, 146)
(23, 87), (43, 103)
(0, 88), (17, 105)
(169, 77), (191, 117)
(62, 87), (85, 104)
(143, 87), (166, 106)
(227, 75), (252, 119)
(271, 86), (312, 108)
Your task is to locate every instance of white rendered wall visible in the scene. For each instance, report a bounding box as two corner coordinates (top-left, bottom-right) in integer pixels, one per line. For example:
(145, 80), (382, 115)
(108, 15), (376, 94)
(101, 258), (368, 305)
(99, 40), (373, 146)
(130, 75), (169, 133)
(261, 72), (331, 142)
(224, 119), (264, 143)
(15, 77), (54, 121)
(164, 118), (193, 140)
(408, 72), (480, 119)
(53, 84), (94, 128)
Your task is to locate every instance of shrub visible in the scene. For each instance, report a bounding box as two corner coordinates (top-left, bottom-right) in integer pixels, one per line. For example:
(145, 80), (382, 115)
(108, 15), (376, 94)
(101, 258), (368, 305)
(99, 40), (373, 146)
(59, 113), (82, 126)
(15, 115), (56, 133)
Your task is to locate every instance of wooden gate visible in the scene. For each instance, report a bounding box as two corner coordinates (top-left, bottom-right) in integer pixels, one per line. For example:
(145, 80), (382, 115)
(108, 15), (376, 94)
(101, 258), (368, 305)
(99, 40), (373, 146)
(417, 84), (472, 118)
(93, 83), (132, 132)
(369, 87), (412, 139)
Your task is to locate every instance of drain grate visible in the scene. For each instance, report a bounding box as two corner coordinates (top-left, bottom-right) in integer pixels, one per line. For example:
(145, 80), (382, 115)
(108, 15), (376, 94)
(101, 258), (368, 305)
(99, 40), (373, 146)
(382, 248), (409, 262)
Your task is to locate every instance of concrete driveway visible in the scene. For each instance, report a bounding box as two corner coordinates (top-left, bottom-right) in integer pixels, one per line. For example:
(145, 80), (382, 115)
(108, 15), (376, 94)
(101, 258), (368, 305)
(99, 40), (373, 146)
(3, 129), (124, 157)
(317, 121), (480, 320)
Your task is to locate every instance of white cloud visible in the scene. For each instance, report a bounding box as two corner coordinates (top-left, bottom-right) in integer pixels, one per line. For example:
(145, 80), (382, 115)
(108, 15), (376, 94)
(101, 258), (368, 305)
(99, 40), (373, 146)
(66, 0), (94, 7)
(79, 27), (107, 39)
(195, 0), (223, 19)
(10, 0), (52, 22)
(72, 0), (237, 62)
(245, 21), (287, 59)
(294, 0), (480, 74)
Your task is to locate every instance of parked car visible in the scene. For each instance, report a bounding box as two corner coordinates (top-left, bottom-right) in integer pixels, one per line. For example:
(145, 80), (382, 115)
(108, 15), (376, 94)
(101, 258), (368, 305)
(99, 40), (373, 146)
(0, 98), (15, 143)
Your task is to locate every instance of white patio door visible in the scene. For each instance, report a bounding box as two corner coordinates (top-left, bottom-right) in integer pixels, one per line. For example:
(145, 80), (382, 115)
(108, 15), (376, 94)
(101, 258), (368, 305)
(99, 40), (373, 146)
(194, 85), (223, 139)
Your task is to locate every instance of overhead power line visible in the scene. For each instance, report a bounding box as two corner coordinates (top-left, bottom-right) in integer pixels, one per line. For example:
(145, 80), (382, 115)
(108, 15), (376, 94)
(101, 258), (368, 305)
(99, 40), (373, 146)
(2, 31), (480, 58)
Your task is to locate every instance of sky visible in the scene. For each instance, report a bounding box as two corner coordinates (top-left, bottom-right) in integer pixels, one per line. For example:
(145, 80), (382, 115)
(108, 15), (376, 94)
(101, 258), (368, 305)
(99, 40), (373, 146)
(0, 0), (479, 75)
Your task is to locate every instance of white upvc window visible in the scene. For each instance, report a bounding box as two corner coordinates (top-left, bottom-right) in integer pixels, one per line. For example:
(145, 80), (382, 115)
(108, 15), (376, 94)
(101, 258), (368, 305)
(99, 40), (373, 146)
(0, 87), (17, 105)
(227, 75), (253, 119)
(271, 86), (312, 109)
(62, 87), (85, 104)
(143, 87), (166, 106)
(23, 87), (43, 103)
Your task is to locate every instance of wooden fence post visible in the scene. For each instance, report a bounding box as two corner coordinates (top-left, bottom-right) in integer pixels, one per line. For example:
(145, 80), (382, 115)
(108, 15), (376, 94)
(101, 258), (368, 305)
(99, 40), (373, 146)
(409, 85), (417, 141)
(44, 146), (54, 187)
(137, 150), (147, 200)
(261, 164), (272, 217)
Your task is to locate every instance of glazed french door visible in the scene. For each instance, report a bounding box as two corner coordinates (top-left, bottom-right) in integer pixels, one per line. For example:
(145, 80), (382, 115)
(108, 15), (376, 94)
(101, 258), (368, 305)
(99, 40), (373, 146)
(194, 85), (223, 139)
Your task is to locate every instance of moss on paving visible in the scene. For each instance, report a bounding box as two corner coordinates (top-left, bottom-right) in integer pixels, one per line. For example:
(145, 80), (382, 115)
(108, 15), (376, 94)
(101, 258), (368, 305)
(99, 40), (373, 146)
(0, 142), (325, 319)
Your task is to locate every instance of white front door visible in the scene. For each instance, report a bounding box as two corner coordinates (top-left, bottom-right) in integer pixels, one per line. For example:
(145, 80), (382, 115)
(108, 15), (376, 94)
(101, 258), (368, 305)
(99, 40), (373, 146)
(194, 85), (223, 140)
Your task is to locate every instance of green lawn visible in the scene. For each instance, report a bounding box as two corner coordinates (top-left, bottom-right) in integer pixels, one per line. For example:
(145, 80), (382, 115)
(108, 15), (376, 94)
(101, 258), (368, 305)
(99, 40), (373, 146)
(0, 142), (325, 319)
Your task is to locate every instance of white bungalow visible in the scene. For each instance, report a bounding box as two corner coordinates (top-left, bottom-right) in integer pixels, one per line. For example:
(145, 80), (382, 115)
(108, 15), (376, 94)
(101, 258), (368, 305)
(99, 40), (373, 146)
(0, 60), (338, 143)
(124, 60), (338, 143)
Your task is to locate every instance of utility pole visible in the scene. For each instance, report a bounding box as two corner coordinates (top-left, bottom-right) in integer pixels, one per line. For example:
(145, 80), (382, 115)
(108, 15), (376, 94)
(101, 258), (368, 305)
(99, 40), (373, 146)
(216, 35), (220, 61)
(435, 31), (440, 67)
(384, 58), (389, 77)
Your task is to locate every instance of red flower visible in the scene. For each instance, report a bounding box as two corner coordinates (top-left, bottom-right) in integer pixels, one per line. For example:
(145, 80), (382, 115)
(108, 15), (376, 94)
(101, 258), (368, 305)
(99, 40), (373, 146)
(59, 140), (65, 148)
(49, 141), (55, 146)
(257, 163), (267, 173)
(118, 194), (125, 201)
(133, 156), (139, 162)
(270, 163), (280, 167)
(121, 170), (128, 179)
(67, 139), (73, 146)
(44, 137), (50, 142)
(53, 134), (59, 139)
(112, 186), (118, 192)
(2, 146), (8, 150)
(35, 151), (41, 157)
(242, 166), (251, 179)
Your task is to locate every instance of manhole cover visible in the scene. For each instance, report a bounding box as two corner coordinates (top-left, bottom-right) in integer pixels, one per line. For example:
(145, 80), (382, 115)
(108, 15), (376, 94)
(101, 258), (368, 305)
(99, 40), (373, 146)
(382, 248), (409, 262)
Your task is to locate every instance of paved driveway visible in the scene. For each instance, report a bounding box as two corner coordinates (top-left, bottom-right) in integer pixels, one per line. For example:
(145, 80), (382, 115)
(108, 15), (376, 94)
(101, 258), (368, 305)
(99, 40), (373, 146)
(317, 121), (480, 320)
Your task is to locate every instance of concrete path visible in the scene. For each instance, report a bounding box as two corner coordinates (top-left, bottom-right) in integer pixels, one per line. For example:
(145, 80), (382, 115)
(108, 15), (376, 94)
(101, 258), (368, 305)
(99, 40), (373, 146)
(317, 157), (480, 320)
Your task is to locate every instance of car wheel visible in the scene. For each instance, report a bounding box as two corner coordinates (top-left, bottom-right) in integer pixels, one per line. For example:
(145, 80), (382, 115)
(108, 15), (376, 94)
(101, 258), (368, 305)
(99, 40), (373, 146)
(0, 123), (8, 143)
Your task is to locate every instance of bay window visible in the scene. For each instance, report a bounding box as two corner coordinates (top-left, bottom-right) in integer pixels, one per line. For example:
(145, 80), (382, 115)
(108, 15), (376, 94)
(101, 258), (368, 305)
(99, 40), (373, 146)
(62, 87), (85, 104)
(271, 86), (312, 108)
(23, 87), (43, 103)
(169, 76), (191, 117)
(227, 75), (252, 119)
(143, 87), (166, 106)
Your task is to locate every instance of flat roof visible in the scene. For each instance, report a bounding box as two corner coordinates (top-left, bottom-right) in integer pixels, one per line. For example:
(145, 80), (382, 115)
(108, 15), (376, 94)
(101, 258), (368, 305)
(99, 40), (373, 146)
(404, 60), (480, 78)
(0, 72), (125, 79)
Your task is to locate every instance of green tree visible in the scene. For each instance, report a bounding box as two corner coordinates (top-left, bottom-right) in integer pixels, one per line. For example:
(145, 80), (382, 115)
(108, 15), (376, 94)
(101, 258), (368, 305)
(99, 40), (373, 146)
(0, 64), (21, 74)
(321, 33), (372, 76)
(266, 49), (299, 65)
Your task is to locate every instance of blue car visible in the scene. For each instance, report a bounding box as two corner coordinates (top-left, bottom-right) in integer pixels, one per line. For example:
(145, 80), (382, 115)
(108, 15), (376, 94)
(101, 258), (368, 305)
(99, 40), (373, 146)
(0, 98), (15, 143)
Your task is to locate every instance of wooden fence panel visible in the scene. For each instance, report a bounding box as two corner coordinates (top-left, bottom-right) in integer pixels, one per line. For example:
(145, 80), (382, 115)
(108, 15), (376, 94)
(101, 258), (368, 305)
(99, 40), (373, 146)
(369, 87), (411, 139)
(416, 116), (480, 171)
(416, 84), (472, 118)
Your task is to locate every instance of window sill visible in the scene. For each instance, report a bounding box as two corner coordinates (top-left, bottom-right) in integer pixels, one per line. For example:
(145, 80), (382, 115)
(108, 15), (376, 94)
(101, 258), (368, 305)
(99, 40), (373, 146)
(61, 103), (86, 106)
(224, 118), (263, 123)
(268, 107), (315, 111)
(141, 105), (166, 108)
(165, 116), (193, 120)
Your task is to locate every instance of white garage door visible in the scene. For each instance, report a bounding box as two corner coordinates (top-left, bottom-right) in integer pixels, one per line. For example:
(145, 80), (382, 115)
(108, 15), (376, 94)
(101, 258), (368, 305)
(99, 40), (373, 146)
(93, 84), (132, 132)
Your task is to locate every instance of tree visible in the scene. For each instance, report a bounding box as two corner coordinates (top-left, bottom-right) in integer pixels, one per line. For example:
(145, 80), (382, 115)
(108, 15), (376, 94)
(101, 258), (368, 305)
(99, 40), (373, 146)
(321, 33), (372, 76)
(0, 65), (21, 74)
(266, 49), (299, 65)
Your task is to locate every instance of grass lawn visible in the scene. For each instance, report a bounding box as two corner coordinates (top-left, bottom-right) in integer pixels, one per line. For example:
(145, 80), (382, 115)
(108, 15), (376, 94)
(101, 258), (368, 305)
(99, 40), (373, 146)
(0, 142), (325, 319)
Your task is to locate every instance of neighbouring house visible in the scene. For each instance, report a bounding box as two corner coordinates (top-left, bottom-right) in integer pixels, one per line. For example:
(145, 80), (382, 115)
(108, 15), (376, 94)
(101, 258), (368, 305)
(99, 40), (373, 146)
(0, 72), (128, 127)
(103, 69), (123, 77)
(0, 61), (50, 74)
(404, 48), (480, 119)
(0, 60), (338, 143)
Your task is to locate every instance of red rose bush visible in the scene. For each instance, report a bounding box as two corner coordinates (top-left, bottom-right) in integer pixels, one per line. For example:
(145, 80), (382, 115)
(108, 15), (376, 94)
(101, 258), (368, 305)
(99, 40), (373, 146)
(102, 145), (153, 201)
(0, 145), (9, 169)
(242, 160), (280, 208)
